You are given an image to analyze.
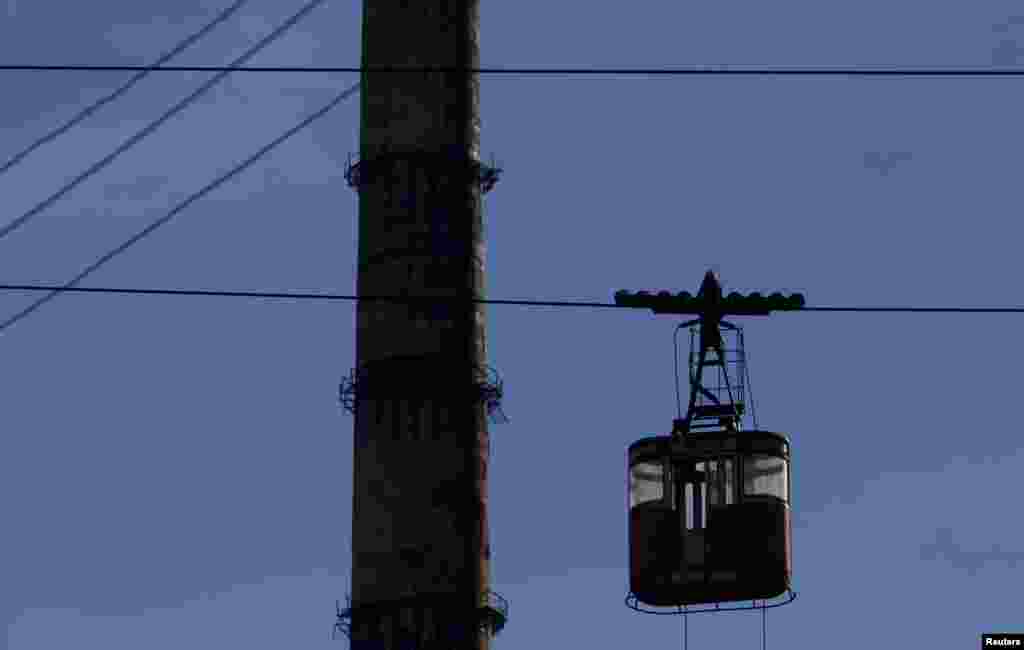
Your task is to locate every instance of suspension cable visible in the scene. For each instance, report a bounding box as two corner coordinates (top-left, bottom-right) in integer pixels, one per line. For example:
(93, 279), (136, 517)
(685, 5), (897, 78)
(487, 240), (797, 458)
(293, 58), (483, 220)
(10, 64), (1024, 76)
(0, 0), (253, 178)
(762, 603), (766, 650)
(0, 81), (360, 333)
(0, 0), (329, 243)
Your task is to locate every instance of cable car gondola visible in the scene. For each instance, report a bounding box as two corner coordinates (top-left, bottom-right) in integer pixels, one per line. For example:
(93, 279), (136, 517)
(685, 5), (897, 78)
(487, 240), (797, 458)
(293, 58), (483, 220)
(626, 271), (795, 611)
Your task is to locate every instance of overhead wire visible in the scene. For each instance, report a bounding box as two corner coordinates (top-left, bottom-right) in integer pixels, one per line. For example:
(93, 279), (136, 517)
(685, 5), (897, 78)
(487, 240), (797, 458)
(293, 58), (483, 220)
(0, 0), (329, 243)
(762, 602), (767, 650)
(2, 283), (1024, 313)
(0, 0), (253, 178)
(0, 81), (361, 334)
(3, 21), (1024, 322)
(5, 65), (1024, 76)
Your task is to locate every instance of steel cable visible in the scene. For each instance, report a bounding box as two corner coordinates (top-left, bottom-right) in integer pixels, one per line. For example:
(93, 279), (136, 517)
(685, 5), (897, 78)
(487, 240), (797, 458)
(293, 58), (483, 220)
(0, 0), (253, 178)
(0, 81), (360, 333)
(0, 0), (329, 242)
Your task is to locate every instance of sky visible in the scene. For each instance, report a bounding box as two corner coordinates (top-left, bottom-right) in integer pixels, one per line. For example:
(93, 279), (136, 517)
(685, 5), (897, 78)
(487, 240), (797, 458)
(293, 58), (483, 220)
(2, 0), (1024, 648)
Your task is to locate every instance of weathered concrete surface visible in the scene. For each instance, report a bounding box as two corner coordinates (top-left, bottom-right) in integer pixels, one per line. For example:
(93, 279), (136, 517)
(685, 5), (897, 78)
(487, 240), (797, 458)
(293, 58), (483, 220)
(351, 2), (492, 649)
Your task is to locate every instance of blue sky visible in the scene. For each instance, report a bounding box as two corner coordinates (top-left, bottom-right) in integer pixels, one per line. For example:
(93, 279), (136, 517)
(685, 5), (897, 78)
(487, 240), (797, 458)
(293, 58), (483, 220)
(3, 0), (1024, 648)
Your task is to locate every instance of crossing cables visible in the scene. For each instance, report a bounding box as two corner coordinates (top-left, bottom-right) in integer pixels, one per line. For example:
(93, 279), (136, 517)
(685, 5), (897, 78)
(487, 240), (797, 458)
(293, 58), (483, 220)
(6, 65), (1024, 76)
(0, 0), (330, 243)
(0, 0), (253, 178)
(0, 81), (361, 334)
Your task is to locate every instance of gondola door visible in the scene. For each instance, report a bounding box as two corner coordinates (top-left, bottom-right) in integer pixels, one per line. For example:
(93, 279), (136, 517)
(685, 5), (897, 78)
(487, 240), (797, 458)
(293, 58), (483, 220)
(672, 460), (707, 585)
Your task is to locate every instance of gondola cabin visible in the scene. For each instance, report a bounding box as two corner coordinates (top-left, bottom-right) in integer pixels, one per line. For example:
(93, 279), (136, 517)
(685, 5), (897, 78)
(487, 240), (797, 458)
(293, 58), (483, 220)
(628, 429), (791, 607)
